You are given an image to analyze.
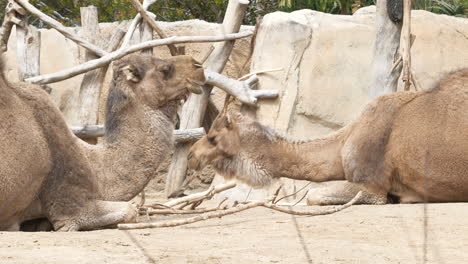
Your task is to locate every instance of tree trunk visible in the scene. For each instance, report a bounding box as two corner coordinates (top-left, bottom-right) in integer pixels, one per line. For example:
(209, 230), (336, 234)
(367, 0), (403, 98)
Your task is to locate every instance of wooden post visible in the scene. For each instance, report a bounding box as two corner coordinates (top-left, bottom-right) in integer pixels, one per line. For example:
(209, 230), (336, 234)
(139, 20), (153, 55)
(74, 6), (124, 143)
(165, 0), (250, 197)
(16, 23), (40, 81)
(367, 0), (403, 98)
(400, 0), (412, 91)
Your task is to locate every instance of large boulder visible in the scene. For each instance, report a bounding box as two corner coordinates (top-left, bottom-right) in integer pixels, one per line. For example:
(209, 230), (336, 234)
(215, 6), (468, 201)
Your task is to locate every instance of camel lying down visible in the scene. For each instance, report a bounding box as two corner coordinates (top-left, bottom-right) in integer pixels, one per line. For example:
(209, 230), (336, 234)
(188, 69), (468, 205)
(0, 54), (205, 231)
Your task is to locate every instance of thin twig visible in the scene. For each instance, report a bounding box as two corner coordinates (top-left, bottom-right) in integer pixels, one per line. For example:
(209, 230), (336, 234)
(163, 182), (236, 208)
(263, 191), (363, 216)
(118, 199), (268, 230)
(238, 68), (284, 81)
(128, 0), (178, 55)
(274, 182), (312, 205)
(138, 190), (146, 208)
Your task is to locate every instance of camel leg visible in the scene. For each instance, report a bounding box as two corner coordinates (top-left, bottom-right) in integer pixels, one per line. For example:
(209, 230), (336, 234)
(307, 181), (387, 205)
(3, 222), (20, 231)
(54, 201), (137, 231)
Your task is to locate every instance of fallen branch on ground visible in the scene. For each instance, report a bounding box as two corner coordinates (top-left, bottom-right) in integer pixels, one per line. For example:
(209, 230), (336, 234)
(263, 191), (363, 216)
(119, 186), (361, 230)
(143, 198), (229, 215)
(119, 199), (268, 230)
(162, 182), (236, 208)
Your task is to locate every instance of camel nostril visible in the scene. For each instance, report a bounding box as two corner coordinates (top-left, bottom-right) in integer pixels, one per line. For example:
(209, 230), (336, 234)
(187, 151), (193, 161)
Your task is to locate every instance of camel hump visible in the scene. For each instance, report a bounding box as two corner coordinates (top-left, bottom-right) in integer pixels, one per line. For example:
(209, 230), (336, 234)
(342, 91), (418, 187)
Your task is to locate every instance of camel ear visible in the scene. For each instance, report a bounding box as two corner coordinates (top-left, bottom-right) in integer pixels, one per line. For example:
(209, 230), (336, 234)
(121, 64), (142, 83)
(224, 113), (233, 130)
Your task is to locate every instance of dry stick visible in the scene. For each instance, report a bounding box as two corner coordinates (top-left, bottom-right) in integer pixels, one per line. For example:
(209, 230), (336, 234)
(118, 199), (268, 230)
(391, 34), (416, 73)
(200, 45), (215, 64)
(263, 191), (363, 216)
(71, 125), (205, 143)
(128, 0), (178, 56)
(274, 182), (312, 205)
(25, 30), (253, 84)
(238, 68), (283, 81)
(14, 0), (107, 57)
(120, 14), (142, 48)
(146, 206), (226, 215)
(400, 0), (412, 91)
(162, 182), (236, 208)
(204, 70), (279, 106)
(138, 190), (146, 208)
(0, 0), (26, 52)
(120, 0), (161, 48)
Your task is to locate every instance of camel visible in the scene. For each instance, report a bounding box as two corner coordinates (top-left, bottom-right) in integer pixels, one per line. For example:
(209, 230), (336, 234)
(188, 68), (468, 205)
(0, 54), (205, 231)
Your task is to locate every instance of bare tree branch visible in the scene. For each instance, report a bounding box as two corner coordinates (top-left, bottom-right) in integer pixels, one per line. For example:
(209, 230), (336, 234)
(14, 0), (107, 57)
(0, 0), (26, 52)
(204, 70), (279, 105)
(118, 199), (267, 230)
(263, 191), (363, 215)
(24, 30), (253, 84)
(71, 125), (206, 143)
(128, 0), (179, 55)
(121, 14), (142, 48)
(162, 182), (236, 208)
(119, 188), (360, 230)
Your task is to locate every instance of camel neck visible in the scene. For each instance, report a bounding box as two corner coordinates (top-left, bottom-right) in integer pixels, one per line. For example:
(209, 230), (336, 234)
(241, 129), (347, 184)
(96, 103), (176, 201)
(267, 134), (346, 182)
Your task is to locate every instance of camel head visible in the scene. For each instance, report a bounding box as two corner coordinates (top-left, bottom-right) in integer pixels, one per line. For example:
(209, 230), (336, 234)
(188, 112), (242, 171)
(188, 111), (276, 188)
(111, 54), (205, 109)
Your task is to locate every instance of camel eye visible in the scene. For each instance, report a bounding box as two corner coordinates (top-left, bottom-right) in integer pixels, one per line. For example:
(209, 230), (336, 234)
(208, 136), (216, 145)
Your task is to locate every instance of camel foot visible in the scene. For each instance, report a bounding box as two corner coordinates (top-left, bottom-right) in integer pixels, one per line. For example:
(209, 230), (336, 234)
(307, 181), (387, 205)
(53, 201), (137, 231)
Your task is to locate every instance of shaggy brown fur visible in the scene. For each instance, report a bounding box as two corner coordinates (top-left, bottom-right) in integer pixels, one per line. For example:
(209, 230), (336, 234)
(188, 69), (468, 204)
(0, 54), (205, 231)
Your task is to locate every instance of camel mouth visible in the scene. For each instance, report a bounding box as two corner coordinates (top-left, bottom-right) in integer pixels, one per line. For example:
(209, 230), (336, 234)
(187, 152), (204, 171)
(187, 78), (204, 94)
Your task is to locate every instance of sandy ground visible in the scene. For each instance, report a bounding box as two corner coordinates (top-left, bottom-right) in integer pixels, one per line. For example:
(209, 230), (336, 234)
(1, 200), (467, 264)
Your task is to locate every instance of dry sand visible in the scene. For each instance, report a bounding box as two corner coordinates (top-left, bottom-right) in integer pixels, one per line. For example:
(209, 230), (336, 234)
(0, 200), (467, 264)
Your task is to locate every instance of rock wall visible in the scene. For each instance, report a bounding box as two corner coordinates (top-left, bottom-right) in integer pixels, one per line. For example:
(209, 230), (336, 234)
(252, 6), (468, 138)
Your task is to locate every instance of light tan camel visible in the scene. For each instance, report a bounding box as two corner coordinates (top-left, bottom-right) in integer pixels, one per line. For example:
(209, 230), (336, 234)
(188, 69), (468, 205)
(0, 54), (205, 231)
